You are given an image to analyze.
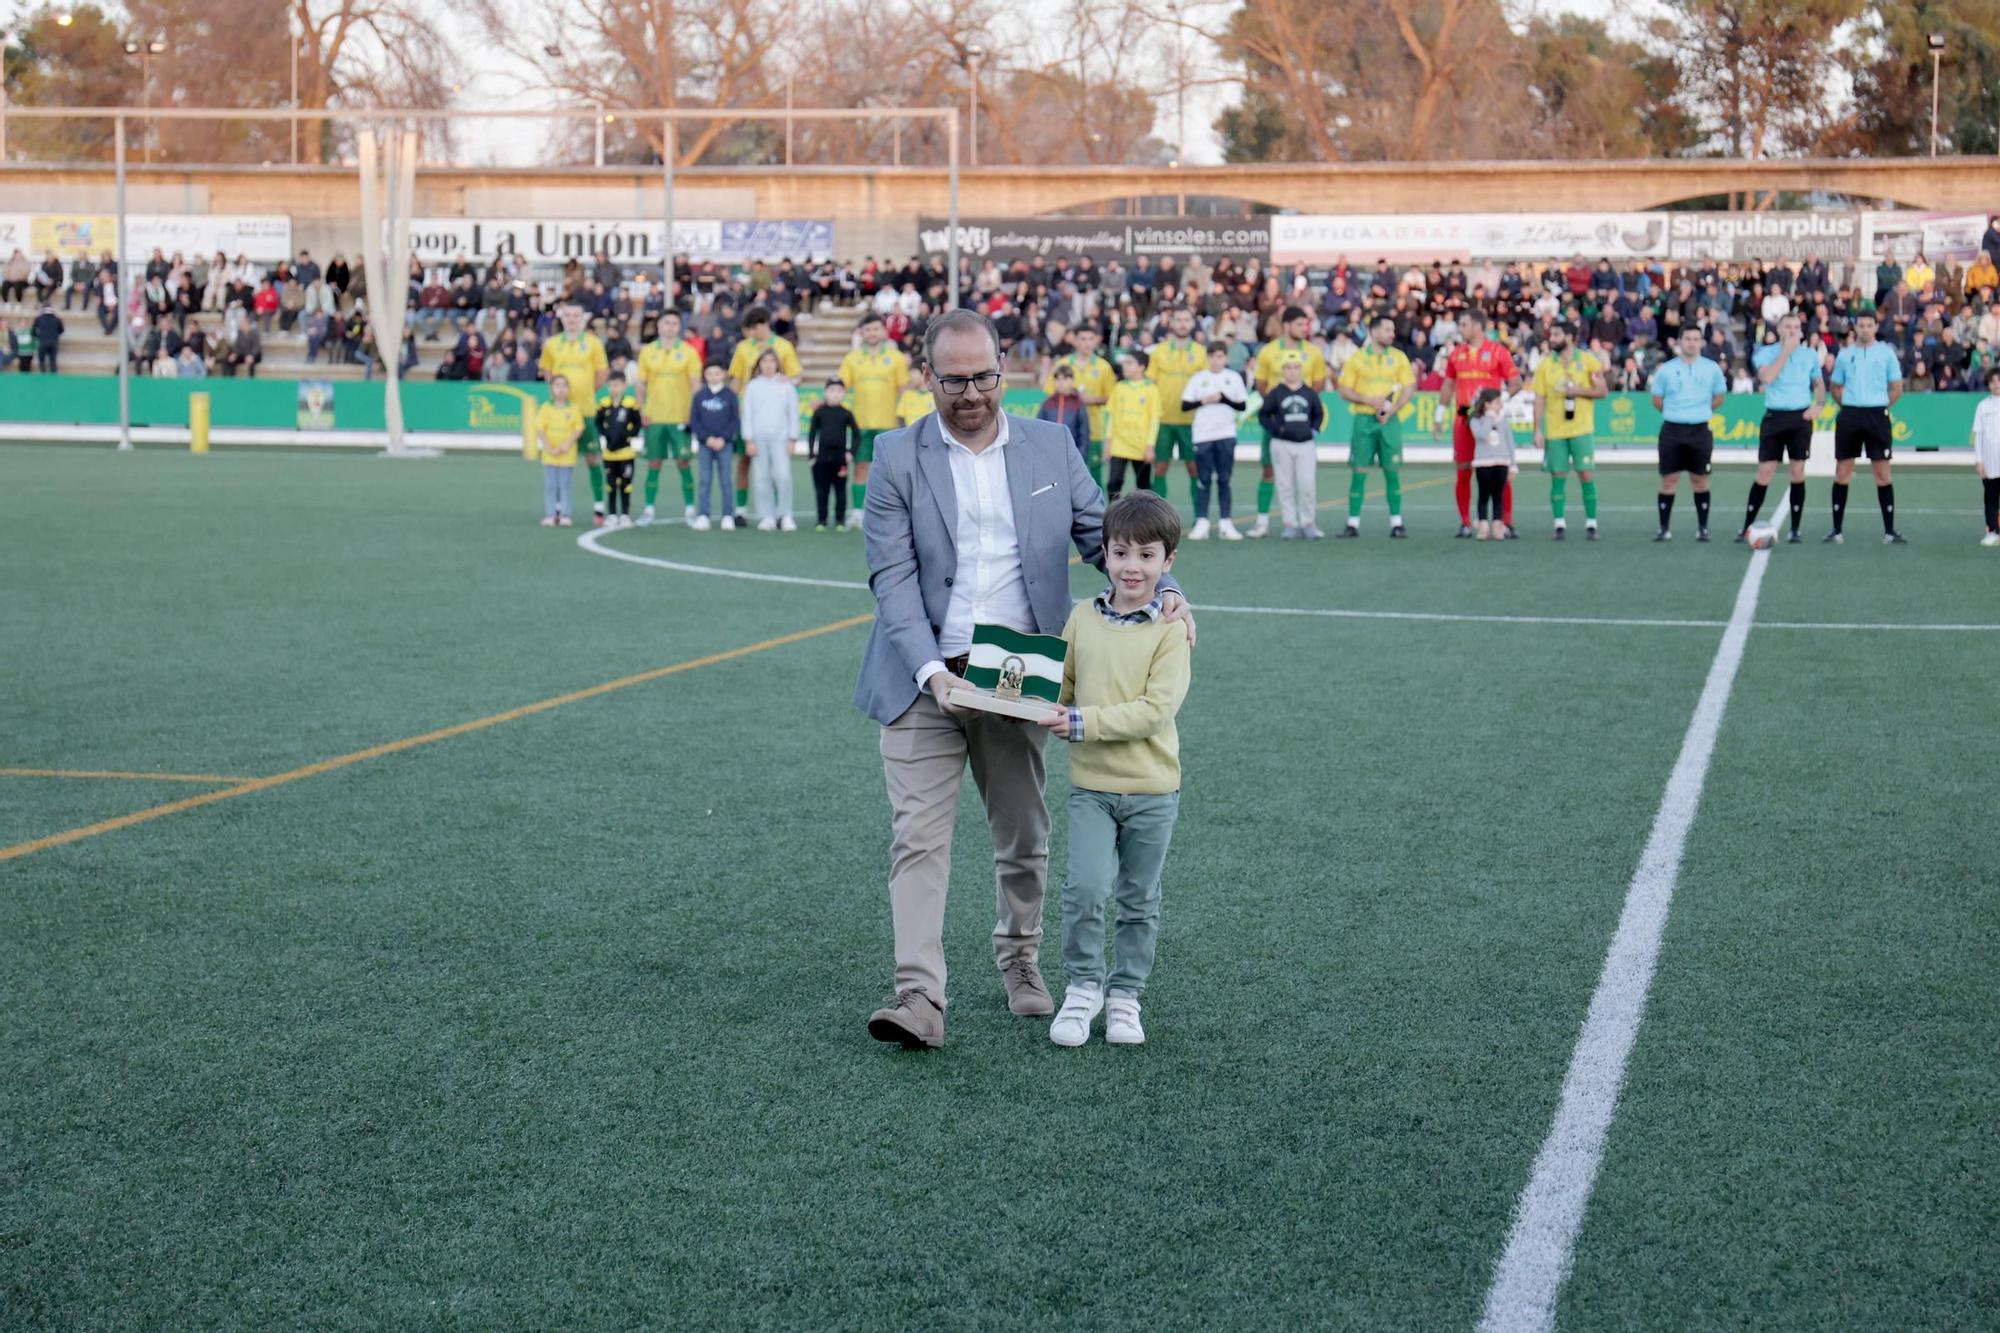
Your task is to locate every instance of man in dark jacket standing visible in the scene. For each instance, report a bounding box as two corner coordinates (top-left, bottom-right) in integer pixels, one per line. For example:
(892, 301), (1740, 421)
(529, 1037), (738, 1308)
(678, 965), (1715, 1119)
(32, 305), (63, 373)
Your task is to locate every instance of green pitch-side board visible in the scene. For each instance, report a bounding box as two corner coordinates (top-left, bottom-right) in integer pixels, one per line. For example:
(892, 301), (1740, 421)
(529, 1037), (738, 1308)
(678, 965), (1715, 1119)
(0, 377), (1981, 450)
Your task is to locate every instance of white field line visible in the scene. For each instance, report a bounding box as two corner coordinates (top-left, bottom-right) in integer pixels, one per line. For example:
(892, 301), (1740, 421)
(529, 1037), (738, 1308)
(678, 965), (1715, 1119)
(578, 527), (1999, 632)
(1475, 549), (1770, 1333)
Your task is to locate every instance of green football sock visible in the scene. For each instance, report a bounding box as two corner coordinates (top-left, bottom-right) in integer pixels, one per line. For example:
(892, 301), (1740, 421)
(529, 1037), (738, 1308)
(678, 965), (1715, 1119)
(1580, 478), (1599, 521)
(1384, 468), (1403, 520)
(853, 482), (867, 511)
(735, 486), (748, 508)
(1151, 459), (1169, 499)
(1348, 470), (1368, 520)
(678, 466), (695, 507)
(643, 466), (661, 507)
(1257, 480), (1274, 517)
(1550, 474), (1568, 521)
(588, 462), (605, 506)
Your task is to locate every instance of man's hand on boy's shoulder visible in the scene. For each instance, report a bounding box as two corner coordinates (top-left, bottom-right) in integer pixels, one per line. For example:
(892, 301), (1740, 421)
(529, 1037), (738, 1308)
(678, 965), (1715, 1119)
(1158, 589), (1196, 648)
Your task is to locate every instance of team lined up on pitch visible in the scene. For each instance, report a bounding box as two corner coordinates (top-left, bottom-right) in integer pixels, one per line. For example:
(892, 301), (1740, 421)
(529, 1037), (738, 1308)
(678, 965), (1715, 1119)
(531, 296), (2000, 548)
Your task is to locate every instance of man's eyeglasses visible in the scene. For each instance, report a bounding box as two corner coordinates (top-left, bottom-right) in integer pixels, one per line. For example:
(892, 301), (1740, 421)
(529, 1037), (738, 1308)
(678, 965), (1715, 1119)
(934, 370), (1003, 395)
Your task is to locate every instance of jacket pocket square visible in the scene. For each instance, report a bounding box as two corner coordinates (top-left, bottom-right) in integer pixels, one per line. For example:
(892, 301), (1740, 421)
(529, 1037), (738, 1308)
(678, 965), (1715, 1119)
(1030, 482), (1057, 497)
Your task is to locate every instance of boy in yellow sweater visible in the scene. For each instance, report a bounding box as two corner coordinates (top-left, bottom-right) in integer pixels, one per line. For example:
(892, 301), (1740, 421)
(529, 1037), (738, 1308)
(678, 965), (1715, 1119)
(1038, 491), (1191, 1047)
(1105, 352), (1162, 499)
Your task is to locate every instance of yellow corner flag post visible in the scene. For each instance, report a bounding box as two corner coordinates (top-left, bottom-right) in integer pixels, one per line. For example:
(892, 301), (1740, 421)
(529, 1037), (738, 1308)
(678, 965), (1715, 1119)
(189, 391), (211, 454)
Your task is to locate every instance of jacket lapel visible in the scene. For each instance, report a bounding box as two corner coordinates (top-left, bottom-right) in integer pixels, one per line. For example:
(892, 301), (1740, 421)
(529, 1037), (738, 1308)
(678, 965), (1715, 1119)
(915, 413), (958, 541)
(1004, 415), (1033, 548)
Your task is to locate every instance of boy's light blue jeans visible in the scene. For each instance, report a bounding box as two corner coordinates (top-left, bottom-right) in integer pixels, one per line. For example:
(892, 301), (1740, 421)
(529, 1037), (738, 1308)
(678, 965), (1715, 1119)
(697, 442), (735, 517)
(542, 462), (572, 518)
(1061, 787), (1179, 996)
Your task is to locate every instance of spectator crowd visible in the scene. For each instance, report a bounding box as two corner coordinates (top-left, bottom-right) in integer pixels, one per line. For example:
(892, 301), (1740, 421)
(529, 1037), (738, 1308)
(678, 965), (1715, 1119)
(4, 212), (1998, 399)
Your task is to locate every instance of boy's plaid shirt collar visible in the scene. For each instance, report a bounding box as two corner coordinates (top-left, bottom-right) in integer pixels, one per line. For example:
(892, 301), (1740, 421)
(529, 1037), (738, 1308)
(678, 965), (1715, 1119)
(1066, 591), (1164, 742)
(1093, 589), (1164, 625)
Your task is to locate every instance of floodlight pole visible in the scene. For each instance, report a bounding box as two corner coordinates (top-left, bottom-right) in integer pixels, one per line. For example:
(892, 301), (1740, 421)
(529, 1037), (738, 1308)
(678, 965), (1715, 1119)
(662, 117), (675, 304)
(115, 114), (132, 451)
(1929, 46), (1942, 156)
(947, 108), (960, 309)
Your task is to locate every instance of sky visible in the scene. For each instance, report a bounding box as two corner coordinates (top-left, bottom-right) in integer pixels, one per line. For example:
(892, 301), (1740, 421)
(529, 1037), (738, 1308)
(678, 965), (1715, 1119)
(438, 0), (1640, 169)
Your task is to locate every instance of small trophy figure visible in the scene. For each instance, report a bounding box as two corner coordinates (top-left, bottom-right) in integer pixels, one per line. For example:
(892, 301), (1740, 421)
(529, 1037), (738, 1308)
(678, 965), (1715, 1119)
(996, 655), (1027, 700)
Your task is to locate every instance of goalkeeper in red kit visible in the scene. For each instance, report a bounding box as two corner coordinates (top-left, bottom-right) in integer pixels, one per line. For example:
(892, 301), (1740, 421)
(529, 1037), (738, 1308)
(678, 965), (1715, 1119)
(1434, 311), (1522, 538)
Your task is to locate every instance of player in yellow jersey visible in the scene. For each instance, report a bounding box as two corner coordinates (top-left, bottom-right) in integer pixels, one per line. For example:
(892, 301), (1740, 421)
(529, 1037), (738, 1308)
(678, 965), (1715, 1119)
(1529, 321), (1608, 540)
(1249, 307), (1329, 537)
(1043, 325), (1116, 485)
(836, 313), (910, 529)
(1334, 315), (1416, 537)
(727, 306), (802, 517)
(538, 303), (610, 524)
(635, 309), (704, 524)
(1146, 305), (1206, 503)
(895, 361), (934, 428)
(1105, 353), (1163, 498)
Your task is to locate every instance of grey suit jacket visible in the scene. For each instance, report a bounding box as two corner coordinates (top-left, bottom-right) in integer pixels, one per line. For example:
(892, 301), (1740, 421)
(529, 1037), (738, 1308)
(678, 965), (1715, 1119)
(852, 411), (1176, 727)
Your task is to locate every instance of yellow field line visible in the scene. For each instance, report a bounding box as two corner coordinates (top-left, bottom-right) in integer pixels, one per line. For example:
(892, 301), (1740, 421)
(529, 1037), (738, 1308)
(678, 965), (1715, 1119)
(1317, 473), (1455, 511)
(0, 612), (874, 866)
(0, 768), (253, 784)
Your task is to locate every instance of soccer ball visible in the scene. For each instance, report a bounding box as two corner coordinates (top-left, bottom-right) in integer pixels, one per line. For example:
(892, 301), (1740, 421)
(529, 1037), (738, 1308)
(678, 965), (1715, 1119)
(1746, 524), (1778, 549)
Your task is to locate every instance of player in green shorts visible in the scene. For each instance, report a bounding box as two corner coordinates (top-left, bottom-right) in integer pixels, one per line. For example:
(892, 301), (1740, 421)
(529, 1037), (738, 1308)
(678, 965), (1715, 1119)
(1334, 317), (1416, 536)
(1529, 322), (1608, 540)
(1147, 306), (1206, 502)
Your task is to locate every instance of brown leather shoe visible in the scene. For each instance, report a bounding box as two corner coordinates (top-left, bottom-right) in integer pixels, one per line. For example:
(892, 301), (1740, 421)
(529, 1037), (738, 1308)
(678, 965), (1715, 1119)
(1001, 958), (1054, 1016)
(868, 988), (944, 1049)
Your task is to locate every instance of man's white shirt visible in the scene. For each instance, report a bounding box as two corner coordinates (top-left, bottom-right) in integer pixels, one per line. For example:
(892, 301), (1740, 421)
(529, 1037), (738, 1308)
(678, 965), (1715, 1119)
(1972, 395), (2000, 476)
(914, 412), (1035, 690)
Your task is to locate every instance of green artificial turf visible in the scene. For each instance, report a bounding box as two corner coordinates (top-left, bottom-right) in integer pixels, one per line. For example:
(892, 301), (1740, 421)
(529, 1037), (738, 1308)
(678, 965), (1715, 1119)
(1, 444), (1993, 1328)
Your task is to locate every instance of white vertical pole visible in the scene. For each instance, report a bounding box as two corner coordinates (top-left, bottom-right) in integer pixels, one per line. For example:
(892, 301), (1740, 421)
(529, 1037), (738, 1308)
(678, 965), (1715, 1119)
(947, 109), (960, 309)
(115, 115), (131, 451)
(662, 118), (676, 304)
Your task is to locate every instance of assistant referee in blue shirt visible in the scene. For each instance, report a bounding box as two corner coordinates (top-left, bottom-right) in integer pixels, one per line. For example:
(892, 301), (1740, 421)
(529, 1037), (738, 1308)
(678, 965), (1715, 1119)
(1827, 311), (1908, 544)
(1740, 312), (1826, 543)
(1648, 325), (1728, 541)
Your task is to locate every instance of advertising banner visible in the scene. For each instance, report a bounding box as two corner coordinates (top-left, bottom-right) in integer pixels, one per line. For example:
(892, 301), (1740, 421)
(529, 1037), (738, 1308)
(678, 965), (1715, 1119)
(1467, 213), (1669, 260)
(1272, 214), (1472, 264)
(1666, 211), (1861, 262)
(404, 217), (833, 265)
(917, 217), (1271, 264)
(0, 378), (1980, 451)
(1859, 211), (1989, 264)
(19, 213), (292, 262)
(0, 214), (27, 253)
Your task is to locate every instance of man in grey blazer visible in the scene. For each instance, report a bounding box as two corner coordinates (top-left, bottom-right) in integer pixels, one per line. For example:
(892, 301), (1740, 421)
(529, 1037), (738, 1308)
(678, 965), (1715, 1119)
(855, 309), (1193, 1049)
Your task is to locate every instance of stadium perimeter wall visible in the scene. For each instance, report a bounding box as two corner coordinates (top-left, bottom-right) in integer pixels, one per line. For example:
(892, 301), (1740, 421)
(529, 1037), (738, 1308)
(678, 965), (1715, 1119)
(1, 378), (1977, 460)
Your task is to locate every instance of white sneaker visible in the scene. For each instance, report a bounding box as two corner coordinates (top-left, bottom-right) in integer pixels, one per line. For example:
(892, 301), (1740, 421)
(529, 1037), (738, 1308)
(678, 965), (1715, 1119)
(1246, 515), (1270, 538)
(757, 516), (777, 532)
(720, 515), (736, 531)
(1983, 532), (2000, 547)
(779, 516), (798, 532)
(846, 511), (864, 530)
(1218, 519), (1244, 541)
(1189, 517), (1211, 541)
(638, 505), (656, 526)
(1048, 984), (1103, 1047)
(684, 504), (698, 522)
(1105, 995), (1145, 1046)
(690, 514), (711, 531)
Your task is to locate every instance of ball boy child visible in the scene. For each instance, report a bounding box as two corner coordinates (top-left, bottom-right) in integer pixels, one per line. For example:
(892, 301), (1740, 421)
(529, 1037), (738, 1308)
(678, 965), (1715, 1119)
(808, 378), (860, 531)
(1038, 491), (1192, 1047)
(594, 372), (643, 526)
(535, 374), (584, 528)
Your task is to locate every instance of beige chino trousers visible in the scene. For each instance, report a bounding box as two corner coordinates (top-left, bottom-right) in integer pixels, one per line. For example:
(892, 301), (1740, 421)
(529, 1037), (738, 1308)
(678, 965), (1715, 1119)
(880, 690), (1050, 1005)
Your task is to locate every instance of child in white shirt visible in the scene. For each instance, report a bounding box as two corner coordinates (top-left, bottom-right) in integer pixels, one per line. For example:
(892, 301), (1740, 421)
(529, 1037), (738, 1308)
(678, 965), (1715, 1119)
(1973, 365), (2000, 547)
(1467, 388), (1517, 541)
